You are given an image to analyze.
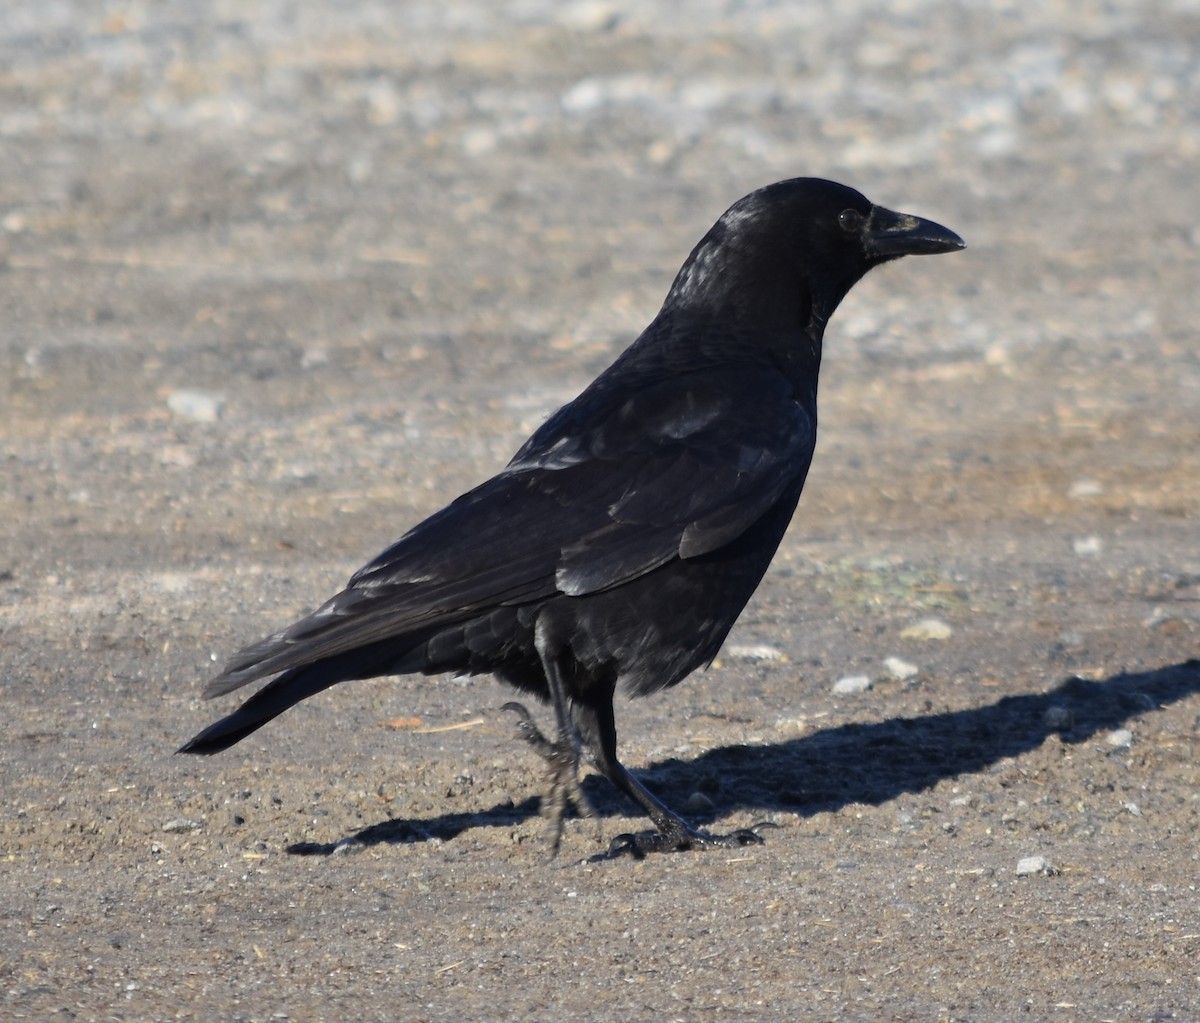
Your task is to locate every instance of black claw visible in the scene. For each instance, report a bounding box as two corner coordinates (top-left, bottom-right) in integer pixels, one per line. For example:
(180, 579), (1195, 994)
(727, 827), (766, 846)
(502, 701), (550, 749)
(604, 832), (647, 860)
(600, 820), (778, 859)
(501, 700), (534, 723)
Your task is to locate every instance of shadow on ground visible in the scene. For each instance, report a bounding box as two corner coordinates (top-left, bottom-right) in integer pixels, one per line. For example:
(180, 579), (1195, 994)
(287, 659), (1200, 855)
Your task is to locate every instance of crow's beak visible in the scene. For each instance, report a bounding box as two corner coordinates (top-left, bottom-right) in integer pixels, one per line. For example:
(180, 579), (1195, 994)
(867, 205), (965, 258)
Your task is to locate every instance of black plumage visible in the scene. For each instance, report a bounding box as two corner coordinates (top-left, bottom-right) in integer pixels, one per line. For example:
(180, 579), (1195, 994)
(179, 178), (964, 855)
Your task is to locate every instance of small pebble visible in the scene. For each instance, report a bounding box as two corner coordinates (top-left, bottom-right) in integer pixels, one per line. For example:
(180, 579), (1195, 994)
(883, 656), (919, 680)
(159, 444), (196, 468)
(1144, 606), (1190, 630)
(727, 644), (785, 662)
(832, 674), (872, 695)
(161, 818), (203, 833)
(1106, 728), (1133, 749)
(167, 388), (223, 423)
(900, 618), (953, 641)
(331, 837), (365, 855)
(1072, 535), (1103, 557)
(1068, 479), (1104, 498)
(1015, 855), (1057, 877)
(1042, 705), (1074, 731)
(683, 791), (714, 814)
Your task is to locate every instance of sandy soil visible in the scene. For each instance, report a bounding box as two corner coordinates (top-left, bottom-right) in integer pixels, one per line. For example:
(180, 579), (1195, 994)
(2, 2), (1198, 1020)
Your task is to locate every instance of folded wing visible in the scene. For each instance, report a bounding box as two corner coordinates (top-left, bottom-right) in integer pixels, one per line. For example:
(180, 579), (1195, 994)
(205, 366), (814, 697)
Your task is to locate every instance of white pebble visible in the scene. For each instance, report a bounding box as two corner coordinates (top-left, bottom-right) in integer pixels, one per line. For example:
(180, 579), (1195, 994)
(1015, 855), (1057, 877)
(1106, 728), (1133, 749)
(1068, 479), (1104, 498)
(883, 656), (919, 680)
(161, 818), (203, 833)
(561, 77), (605, 113)
(167, 388), (223, 423)
(900, 618), (953, 641)
(300, 346), (329, 369)
(1073, 535), (1103, 557)
(727, 644), (785, 662)
(832, 674), (872, 695)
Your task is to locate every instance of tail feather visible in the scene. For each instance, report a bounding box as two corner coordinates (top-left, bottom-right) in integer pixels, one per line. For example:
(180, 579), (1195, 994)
(177, 661), (342, 755)
(178, 608), (540, 755)
(177, 636), (423, 755)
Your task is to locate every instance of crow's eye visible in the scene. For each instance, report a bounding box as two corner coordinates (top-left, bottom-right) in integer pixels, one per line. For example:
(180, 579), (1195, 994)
(838, 208), (864, 233)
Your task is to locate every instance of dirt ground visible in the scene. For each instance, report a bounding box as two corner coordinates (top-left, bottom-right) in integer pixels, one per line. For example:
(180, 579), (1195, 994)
(2, 2), (1199, 1021)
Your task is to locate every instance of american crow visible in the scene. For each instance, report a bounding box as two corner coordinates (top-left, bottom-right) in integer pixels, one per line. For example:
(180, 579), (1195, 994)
(179, 178), (964, 856)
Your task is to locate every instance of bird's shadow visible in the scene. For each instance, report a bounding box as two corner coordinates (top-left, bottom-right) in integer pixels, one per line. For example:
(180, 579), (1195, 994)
(287, 659), (1200, 856)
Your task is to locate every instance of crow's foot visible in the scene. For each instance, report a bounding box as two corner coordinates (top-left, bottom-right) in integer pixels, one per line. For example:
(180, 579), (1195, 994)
(602, 820), (778, 860)
(502, 702), (598, 857)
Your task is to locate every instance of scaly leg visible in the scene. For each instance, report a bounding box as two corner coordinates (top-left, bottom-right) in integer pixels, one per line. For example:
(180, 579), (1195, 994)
(500, 617), (597, 856)
(573, 696), (774, 858)
(501, 701), (597, 856)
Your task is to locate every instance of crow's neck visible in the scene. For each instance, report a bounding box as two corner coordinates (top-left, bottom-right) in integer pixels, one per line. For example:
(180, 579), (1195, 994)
(658, 249), (858, 392)
(653, 290), (832, 395)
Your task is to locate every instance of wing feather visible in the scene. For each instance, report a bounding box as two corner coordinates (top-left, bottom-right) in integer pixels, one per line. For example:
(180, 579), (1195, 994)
(209, 366), (814, 694)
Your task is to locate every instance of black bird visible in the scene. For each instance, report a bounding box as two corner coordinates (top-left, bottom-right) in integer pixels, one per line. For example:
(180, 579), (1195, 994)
(179, 178), (964, 855)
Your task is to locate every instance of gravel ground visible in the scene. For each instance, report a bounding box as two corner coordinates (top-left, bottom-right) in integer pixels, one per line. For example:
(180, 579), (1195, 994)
(2, 2), (1199, 1020)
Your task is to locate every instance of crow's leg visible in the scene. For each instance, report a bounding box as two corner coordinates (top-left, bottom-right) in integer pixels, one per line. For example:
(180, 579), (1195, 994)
(500, 618), (598, 856)
(501, 702), (597, 856)
(572, 697), (773, 858)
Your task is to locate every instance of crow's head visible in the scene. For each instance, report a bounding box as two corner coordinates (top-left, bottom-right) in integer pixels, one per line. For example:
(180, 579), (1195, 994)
(664, 177), (964, 333)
